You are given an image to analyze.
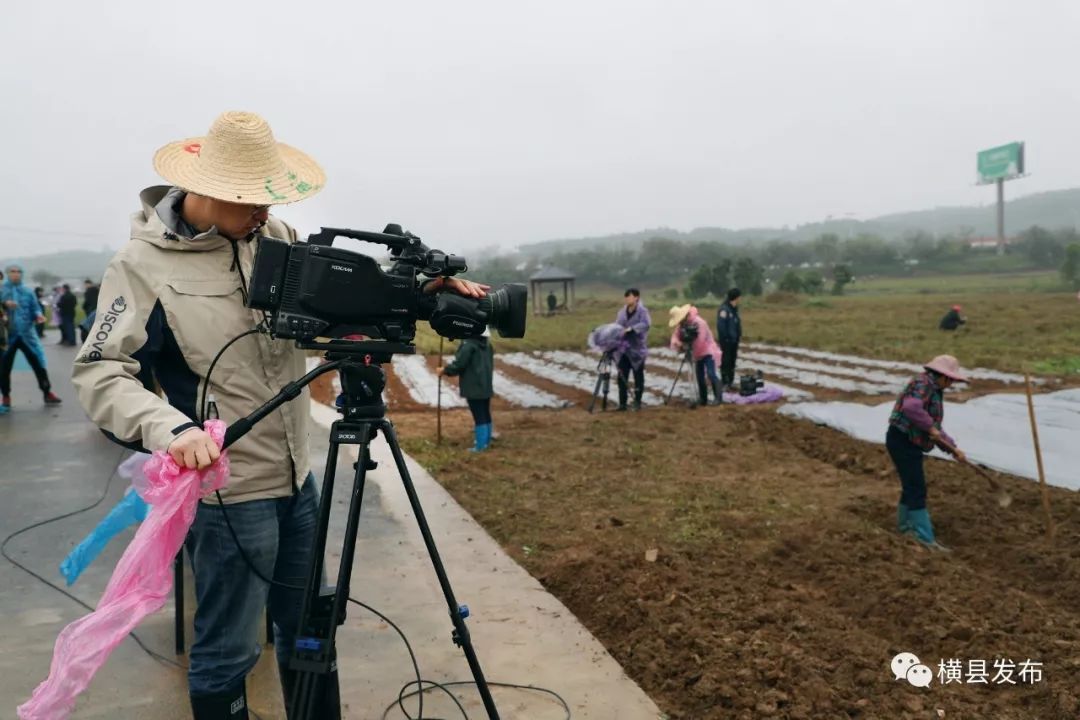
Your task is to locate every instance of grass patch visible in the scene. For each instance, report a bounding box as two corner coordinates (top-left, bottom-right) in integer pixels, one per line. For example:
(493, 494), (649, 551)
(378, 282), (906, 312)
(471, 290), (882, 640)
(412, 273), (1080, 375)
(1032, 356), (1080, 375)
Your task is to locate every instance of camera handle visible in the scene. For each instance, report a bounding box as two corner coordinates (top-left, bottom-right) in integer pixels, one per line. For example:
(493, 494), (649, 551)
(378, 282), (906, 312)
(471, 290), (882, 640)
(304, 226), (468, 278)
(222, 353), (502, 720)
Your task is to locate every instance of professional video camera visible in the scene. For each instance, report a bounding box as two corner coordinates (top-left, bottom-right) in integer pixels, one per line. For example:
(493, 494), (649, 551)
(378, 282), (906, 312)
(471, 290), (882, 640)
(739, 370), (765, 396)
(247, 224), (526, 346)
(677, 321), (699, 346)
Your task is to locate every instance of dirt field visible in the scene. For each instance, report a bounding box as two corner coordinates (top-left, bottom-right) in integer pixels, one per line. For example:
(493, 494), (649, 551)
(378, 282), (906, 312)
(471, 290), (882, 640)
(388, 403), (1080, 720)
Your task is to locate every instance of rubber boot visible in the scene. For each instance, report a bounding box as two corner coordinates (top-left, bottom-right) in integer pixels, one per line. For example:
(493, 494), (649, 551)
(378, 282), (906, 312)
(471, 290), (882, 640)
(632, 386), (643, 411)
(616, 377), (628, 411)
(896, 503), (912, 535)
(190, 685), (248, 719)
(710, 377), (724, 405)
(908, 508), (950, 552)
(698, 382), (708, 408)
(469, 424), (491, 452)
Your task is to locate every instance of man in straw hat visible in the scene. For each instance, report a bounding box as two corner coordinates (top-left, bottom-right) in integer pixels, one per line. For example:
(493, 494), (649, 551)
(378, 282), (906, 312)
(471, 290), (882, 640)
(71, 111), (487, 719)
(886, 354), (968, 551)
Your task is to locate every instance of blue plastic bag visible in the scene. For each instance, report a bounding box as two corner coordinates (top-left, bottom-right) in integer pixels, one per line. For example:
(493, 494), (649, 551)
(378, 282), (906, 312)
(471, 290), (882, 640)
(60, 489), (151, 586)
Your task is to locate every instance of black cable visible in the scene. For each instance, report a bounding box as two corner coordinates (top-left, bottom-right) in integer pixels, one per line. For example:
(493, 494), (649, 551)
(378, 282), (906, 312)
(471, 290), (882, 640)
(199, 326), (263, 423)
(0, 447), (187, 672)
(386, 681), (572, 720)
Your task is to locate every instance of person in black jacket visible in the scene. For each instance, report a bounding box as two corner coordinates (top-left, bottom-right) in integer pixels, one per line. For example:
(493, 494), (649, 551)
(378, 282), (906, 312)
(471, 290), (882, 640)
(57, 284), (78, 346)
(939, 305), (966, 331)
(33, 287), (46, 338)
(80, 280), (100, 343)
(82, 279), (100, 315)
(716, 287), (742, 388)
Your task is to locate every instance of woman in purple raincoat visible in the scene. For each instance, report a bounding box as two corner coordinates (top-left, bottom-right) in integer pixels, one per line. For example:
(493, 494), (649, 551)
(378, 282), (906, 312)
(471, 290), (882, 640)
(614, 288), (651, 411)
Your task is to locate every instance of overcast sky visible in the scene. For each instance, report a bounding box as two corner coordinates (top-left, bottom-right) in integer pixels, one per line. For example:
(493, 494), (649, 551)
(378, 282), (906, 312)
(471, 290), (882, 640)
(2, 0), (1078, 258)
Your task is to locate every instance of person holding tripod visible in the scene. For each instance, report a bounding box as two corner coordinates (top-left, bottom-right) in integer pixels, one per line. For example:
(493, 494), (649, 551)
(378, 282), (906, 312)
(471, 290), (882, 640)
(613, 288), (650, 411)
(716, 287), (742, 390)
(70, 111), (486, 719)
(668, 304), (723, 406)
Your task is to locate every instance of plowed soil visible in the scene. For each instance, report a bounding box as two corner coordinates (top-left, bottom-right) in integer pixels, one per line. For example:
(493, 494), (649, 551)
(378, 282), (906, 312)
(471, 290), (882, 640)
(391, 403), (1080, 720)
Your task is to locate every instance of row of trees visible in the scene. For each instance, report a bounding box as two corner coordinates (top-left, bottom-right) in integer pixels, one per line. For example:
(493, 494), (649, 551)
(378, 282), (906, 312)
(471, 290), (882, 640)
(471, 225), (1080, 291)
(777, 264), (854, 296)
(684, 258), (764, 300)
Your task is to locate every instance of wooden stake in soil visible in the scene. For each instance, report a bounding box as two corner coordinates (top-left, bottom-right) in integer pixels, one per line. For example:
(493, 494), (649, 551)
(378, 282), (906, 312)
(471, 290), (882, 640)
(437, 337), (444, 445)
(1024, 373), (1055, 541)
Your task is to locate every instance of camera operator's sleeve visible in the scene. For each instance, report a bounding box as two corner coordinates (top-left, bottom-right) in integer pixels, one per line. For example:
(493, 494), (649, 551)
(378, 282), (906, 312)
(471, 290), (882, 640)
(442, 342), (475, 377)
(71, 250), (197, 453)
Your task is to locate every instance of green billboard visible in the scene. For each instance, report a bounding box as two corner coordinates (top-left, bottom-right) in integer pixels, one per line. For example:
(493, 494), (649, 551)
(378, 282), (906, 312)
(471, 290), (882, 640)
(977, 142), (1025, 184)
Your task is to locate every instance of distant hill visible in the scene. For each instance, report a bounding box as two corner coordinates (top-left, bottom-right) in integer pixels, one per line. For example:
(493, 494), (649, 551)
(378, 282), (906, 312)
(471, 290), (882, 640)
(0, 248), (116, 285)
(518, 187), (1080, 257)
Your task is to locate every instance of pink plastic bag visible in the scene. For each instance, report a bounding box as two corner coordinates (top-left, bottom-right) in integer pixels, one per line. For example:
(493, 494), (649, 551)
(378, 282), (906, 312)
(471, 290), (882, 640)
(17, 421), (230, 720)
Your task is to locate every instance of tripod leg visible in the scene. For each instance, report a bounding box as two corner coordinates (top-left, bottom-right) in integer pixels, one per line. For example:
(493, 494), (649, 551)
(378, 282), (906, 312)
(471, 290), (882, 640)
(666, 355), (686, 405)
(589, 372), (602, 413)
(380, 421), (502, 720)
(174, 551), (184, 655)
(288, 434), (360, 720)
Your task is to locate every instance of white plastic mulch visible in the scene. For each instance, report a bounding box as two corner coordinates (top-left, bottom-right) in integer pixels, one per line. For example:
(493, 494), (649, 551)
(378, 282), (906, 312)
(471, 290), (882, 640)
(779, 389), (1080, 490)
(744, 342), (1030, 385)
(392, 355), (467, 407)
(650, 348), (814, 400)
(493, 371), (570, 408)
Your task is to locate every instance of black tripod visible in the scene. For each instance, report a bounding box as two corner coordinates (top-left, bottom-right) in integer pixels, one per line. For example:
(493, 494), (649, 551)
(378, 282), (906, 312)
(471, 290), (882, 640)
(588, 350), (614, 413)
(222, 341), (501, 720)
(664, 347), (696, 406)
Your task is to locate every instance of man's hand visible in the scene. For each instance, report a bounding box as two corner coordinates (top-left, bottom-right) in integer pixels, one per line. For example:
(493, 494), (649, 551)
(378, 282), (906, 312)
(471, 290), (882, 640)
(3, 300), (16, 309)
(953, 448), (967, 464)
(34, 315), (45, 325)
(436, 367), (445, 376)
(424, 277), (490, 299)
(928, 427), (942, 443)
(168, 428), (221, 470)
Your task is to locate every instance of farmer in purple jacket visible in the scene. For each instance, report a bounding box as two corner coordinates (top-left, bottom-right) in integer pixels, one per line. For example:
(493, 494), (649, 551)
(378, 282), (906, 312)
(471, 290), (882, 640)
(614, 288), (651, 411)
(887, 355), (968, 551)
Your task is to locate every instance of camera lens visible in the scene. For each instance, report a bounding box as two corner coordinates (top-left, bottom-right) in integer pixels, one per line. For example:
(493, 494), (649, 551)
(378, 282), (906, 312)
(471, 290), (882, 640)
(477, 283), (527, 338)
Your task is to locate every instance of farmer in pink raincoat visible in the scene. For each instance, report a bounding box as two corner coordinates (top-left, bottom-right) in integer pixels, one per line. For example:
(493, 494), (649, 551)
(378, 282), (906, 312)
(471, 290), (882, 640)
(669, 304), (723, 406)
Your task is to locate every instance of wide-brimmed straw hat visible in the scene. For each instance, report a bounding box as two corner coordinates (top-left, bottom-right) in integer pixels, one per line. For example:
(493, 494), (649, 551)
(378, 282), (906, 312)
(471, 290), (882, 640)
(924, 355), (968, 382)
(153, 111), (326, 205)
(668, 304), (692, 328)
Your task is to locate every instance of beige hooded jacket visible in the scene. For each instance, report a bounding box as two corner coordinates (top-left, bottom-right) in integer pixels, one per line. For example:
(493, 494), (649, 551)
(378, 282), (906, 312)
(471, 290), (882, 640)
(72, 186), (310, 503)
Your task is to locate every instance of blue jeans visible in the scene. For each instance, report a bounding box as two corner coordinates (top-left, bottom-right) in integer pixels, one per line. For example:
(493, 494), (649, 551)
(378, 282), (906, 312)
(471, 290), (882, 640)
(694, 355), (719, 400)
(185, 473), (319, 697)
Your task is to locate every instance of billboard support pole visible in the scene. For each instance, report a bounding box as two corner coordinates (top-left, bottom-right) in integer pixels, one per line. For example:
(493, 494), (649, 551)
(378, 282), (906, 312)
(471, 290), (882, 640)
(996, 177), (1005, 256)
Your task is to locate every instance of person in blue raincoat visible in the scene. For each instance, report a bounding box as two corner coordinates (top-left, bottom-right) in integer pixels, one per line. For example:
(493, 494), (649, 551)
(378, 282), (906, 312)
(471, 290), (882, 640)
(1, 263), (62, 409)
